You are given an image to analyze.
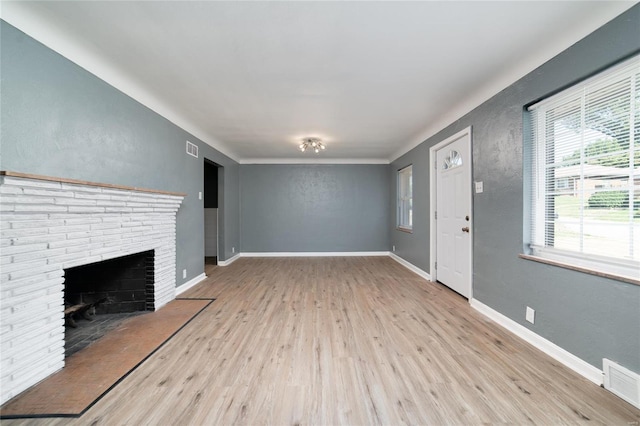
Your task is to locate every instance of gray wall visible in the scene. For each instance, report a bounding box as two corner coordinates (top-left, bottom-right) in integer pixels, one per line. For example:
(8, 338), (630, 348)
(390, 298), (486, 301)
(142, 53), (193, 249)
(241, 164), (389, 252)
(0, 21), (241, 286)
(391, 5), (640, 372)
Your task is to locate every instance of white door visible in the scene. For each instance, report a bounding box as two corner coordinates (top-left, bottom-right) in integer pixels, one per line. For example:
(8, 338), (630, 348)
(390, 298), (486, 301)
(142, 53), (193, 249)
(435, 132), (472, 298)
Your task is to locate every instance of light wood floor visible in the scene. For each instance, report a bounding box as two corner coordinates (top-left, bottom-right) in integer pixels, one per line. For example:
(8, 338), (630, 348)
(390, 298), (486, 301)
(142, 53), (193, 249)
(7, 257), (640, 425)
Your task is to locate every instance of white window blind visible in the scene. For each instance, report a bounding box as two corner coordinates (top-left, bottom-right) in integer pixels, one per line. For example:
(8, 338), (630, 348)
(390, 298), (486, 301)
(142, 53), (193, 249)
(528, 54), (639, 279)
(398, 165), (413, 230)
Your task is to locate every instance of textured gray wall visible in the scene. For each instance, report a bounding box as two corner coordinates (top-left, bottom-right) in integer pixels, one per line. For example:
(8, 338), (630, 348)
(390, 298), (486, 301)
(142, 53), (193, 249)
(391, 6), (640, 372)
(241, 164), (389, 252)
(0, 21), (241, 286)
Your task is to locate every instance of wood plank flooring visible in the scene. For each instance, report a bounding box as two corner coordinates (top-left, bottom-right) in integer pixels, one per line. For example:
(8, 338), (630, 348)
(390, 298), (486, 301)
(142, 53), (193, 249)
(6, 257), (639, 425)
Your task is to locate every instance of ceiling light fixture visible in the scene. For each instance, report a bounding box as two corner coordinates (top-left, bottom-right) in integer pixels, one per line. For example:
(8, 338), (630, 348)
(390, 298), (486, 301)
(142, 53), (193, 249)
(299, 137), (326, 154)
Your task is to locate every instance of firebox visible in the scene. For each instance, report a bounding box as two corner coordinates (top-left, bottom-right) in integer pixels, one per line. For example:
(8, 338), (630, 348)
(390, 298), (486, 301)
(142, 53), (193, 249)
(64, 250), (155, 315)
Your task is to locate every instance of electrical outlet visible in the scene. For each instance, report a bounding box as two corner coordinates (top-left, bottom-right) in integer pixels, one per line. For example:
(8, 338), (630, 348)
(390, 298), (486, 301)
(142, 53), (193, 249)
(392, 245), (396, 252)
(232, 247), (235, 254)
(198, 191), (202, 200)
(526, 306), (535, 324)
(475, 181), (484, 193)
(182, 269), (187, 279)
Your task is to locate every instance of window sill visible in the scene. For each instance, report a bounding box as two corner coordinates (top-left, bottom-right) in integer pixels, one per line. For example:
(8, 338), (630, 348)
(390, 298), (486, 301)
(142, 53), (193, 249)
(396, 227), (413, 234)
(518, 254), (639, 286)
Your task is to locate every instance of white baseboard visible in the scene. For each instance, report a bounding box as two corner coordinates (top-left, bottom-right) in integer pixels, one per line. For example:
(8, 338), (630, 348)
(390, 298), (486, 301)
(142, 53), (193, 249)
(218, 253), (241, 266)
(240, 251), (390, 257)
(389, 253), (432, 281)
(470, 298), (604, 385)
(176, 273), (207, 296)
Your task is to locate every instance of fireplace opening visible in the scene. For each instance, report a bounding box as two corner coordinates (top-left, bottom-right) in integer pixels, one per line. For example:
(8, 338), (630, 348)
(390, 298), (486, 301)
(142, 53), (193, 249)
(63, 250), (154, 357)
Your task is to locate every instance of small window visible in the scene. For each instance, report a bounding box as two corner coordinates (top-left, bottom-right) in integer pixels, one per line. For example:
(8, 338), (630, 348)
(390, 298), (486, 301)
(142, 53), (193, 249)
(397, 165), (413, 231)
(527, 54), (639, 279)
(443, 149), (463, 170)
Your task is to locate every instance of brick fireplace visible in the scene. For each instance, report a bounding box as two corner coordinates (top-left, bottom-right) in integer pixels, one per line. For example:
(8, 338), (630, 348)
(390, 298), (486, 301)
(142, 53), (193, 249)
(0, 172), (184, 405)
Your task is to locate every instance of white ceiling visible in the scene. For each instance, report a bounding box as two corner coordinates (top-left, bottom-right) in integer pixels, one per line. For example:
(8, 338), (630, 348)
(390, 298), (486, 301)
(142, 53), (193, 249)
(1, 1), (636, 163)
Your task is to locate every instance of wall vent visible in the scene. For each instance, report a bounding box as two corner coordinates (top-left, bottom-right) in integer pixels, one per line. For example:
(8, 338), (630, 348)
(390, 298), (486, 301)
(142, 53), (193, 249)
(603, 358), (640, 409)
(186, 140), (199, 158)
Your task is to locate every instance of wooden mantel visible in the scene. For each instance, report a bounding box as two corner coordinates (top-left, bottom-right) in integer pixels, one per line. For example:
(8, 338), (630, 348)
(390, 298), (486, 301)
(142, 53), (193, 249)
(0, 171), (186, 197)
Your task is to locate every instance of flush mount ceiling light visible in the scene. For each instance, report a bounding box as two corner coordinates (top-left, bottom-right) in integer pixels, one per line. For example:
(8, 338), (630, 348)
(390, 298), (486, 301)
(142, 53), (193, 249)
(299, 137), (326, 154)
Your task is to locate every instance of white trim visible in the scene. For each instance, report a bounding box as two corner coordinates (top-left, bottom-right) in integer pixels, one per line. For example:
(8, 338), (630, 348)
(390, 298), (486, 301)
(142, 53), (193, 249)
(531, 246), (640, 282)
(239, 158), (389, 165)
(389, 253), (432, 281)
(603, 358), (640, 409)
(429, 127), (473, 299)
(218, 253), (241, 266)
(241, 251), (390, 258)
(175, 273), (207, 296)
(470, 298), (604, 386)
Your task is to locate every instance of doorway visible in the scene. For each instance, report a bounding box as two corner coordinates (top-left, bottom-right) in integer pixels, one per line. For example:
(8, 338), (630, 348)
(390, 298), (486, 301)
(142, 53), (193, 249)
(430, 127), (473, 299)
(204, 159), (221, 274)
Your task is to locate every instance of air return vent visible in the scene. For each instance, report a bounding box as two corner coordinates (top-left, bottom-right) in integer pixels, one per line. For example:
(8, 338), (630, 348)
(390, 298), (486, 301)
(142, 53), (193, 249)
(603, 359), (640, 409)
(186, 141), (199, 158)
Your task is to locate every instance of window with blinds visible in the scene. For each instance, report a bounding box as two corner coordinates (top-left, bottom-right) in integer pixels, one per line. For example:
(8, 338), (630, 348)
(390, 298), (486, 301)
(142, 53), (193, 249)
(527, 54), (639, 279)
(397, 165), (413, 231)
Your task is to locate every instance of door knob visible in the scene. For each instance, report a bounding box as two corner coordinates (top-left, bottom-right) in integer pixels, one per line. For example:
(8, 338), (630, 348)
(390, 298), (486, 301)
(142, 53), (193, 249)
(462, 227), (470, 233)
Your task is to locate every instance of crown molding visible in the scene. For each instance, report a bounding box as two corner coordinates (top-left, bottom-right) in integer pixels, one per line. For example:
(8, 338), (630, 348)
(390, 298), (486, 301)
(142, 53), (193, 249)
(239, 158), (389, 165)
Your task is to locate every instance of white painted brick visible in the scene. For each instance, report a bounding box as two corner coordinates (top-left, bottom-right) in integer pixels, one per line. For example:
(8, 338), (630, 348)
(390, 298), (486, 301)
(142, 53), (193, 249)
(105, 207), (133, 213)
(48, 238), (91, 249)
(23, 188), (75, 198)
(61, 183), (102, 193)
(0, 204), (15, 212)
(56, 198), (97, 206)
(3, 178), (61, 189)
(0, 214), (49, 222)
(49, 224), (91, 235)
(64, 244), (94, 255)
(121, 221), (144, 228)
(46, 283), (64, 296)
(90, 222), (120, 230)
(90, 233), (122, 244)
(107, 195), (133, 202)
(99, 228), (123, 236)
(11, 219), (65, 229)
(67, 206), (105, 213)
(47, 252), (90, 265)
(14, 204), (67, 213)
(64, 217), (102, 226)
(2, 227), (46, 238)
(7, 272), (64, 297)
(66, 230), (93, 240)
(103, 215), (130, 222)
(90, 247), (121, 257)
(74, 192), (111, 200)
(12, 248), (66, 263)
(1, 242), (36, 257)
(11, 233), (66, 246)
(8, 263), (60, 281)
(96, 200), (126, 207)
(61, 255), (103, 269)
(0, 186), (24, 195)
(2, 195), (56, 204)
(2, 259), (49, 274)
